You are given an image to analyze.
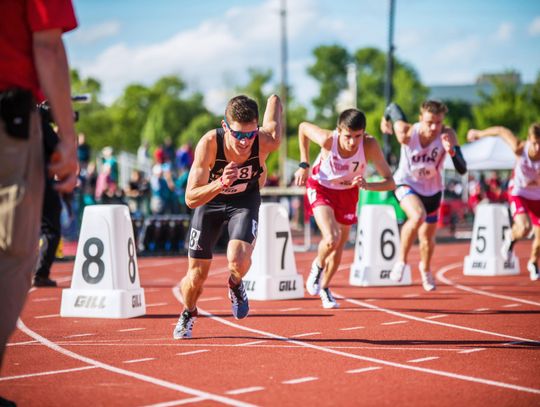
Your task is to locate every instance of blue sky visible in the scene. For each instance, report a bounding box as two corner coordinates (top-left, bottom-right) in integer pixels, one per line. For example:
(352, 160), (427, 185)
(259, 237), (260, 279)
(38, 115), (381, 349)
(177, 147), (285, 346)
(65, 0), (540, 113)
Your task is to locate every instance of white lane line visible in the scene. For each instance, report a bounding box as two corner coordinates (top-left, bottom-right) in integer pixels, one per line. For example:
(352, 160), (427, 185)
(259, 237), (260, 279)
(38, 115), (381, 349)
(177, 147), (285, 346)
(425, 314), (448, 320)
(439, 290), (455, 294)
(225, 387), (265, 395)
(0, 366), (96, 381)
(142, 397), (208, 407)
(197, 296), (223, 302)
(364, 299), (377, 302)
(459, 348), (486, 354)
(172, 287), (540, 395)
(146, 302), (168, 307)
(32, 297), (58, 302)
(235, 340), (267, 347)
(346, 366), (382, 374)
(34, 314), (60, 319)
(407, 357), (439, 363)
(473, 308), (490, 312)
(176, 350), (209, 356)
(123, 358), (156, 364)
(437, 264), (540, 307)
(282, 377), (318, 385)
(64, 333), (95, 338)
(402, 294), (420, 298)
(280, 307), (302, 312)
(381, 321), (408, 326)
(7, 340), (38, 346)
(502, 303), (520, 308)
(117, 328), (146, 332)
(339, 326), (364, 331)
(291, 332), (321, 338)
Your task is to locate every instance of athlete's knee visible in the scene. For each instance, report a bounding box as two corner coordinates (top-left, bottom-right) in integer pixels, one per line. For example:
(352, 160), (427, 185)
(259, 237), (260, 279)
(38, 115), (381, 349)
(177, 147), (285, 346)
(323, 230), (341, 251)
(514, 222), (531, 239)
(407, 212), (426, 228)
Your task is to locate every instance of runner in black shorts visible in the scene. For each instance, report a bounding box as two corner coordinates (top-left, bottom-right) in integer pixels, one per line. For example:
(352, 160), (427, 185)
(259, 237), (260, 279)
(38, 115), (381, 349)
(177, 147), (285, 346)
(173, 94), (282, 339)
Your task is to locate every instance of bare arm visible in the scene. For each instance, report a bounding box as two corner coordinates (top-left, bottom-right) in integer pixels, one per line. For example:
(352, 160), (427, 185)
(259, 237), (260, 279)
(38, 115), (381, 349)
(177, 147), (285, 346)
(33, 29), (78, 193)
(380, 103), (412, 145)
(185, 132), (237, 208)
(467, 126), (523, 155)
(358, 135), (395, 191)
(293, 121), (333, 186)
(259, 94), (283, 156)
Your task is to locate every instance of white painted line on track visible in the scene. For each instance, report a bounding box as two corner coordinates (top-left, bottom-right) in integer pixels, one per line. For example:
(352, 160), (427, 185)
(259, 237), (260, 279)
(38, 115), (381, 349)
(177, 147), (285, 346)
(0, 366), (96, 381)
(339, 326), (364, 331)
(16, 318), (256, 407)
(172, 287), (540, 395)
(381, 321), (408, 326)
(146, 302), (169, 307)
(225, 387), (265, 395)
(142, 396), (208, 407)
(235, 340), (267, 347)
(282, 377), (318, 384)
(407, 357), (439, 363)
(176, 350), (209, 356)
(6, 340), (38, 346)
(502, 303), (520, 308)
(32, 297), (58, 302)
(64, 333), (95, 338)
(425, 314), (448, 320)
(458, 348), (486, 354)
(34, 314), (60, 319)
(364, 299), (377, 302)
(123, 357), (156, 364)
(346, 367), (382, 374)
(117, 328), (146, 332)
(402, 294), (420, 298)
(280, 307), (302, 312)
(437, 263), (540, 307)
(473, 308), (490, 312)
(291, 332), (321, 338)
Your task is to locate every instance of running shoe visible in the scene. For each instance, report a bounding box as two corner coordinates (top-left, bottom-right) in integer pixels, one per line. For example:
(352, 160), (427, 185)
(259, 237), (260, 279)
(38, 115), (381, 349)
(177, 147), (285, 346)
(501, 229), (514, 263)
(527, 262), (539, 281)
(319, 287), (339, 309)
(390, 261), (407, 282)
(306, 259), (324, 295)
(419, 264), (436, 292)
(228, 280), (249, 319)
(173, 308), (197, 339)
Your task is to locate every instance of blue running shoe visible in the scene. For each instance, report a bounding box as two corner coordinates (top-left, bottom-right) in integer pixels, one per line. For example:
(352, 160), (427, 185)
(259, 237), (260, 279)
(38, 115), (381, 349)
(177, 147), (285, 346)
(228, 280), (249, 319)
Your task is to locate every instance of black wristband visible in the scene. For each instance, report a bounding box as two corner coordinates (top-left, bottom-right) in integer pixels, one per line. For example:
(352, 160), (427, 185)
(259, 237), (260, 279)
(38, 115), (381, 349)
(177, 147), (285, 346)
(298, 162), (310, 169)
(384, 102), (407, 123)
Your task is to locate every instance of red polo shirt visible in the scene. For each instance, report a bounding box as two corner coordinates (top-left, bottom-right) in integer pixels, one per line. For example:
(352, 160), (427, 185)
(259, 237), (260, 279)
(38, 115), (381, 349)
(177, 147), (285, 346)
(0, 0), (78, 101)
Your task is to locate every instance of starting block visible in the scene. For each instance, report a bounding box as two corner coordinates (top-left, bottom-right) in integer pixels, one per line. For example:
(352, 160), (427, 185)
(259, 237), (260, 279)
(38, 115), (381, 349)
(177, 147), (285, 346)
(350, 204), (411, 286)
(464, 203), (519, 276)
(60, 205), (146, 318)
(244, 203), (304, 300)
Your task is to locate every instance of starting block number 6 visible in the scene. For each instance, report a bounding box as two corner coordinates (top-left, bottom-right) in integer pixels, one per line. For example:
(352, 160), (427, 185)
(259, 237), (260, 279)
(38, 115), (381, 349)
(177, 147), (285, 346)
(356, 227), (396, 262)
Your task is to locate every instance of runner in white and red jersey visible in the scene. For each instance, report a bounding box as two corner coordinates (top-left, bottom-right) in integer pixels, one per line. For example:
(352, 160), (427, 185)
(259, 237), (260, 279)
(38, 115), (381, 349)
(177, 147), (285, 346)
(294, 109), (395, 308)
(381, 100), (467, 291)
(468, 123), (540, 281)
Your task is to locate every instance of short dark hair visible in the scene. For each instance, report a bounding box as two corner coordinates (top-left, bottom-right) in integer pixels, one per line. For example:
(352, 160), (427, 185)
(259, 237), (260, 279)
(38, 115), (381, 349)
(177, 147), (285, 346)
(337, 108), (366, 131)
(420, 100), (448, 115)
(225, 95), (259, 123)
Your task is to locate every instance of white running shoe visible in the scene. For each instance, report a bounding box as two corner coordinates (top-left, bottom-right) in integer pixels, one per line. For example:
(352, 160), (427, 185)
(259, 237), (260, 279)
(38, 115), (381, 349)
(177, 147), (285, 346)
(319, 287), (339, 309)
(306, 259), (323, 295)
(419, 264), (436, 292)
(501, 229), (514, 263)
(527, 262), (539, 281)
(173, 309), (197, 339)
(390, 261), (407, 282)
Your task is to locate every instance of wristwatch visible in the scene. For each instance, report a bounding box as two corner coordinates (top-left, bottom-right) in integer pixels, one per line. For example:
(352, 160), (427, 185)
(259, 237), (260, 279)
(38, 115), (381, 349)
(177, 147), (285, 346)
(298, 162), (310, 169)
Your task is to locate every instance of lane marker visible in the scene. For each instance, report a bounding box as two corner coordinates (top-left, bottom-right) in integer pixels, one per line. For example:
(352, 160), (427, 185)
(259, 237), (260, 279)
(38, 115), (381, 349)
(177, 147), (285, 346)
(123, 357), (156, 364)
(0, 366), (96, 381)
(459, 348), (486, 354)
(142, 397), (208, 407)
(32, 297), (58, 302)
(407, 357), (439, 363)
(339, 326), (364, 331)
(346, 367), (382, 374)
(176, 350), (209, 356)
(402, 294), (420, 298)
(6, 340), (38, 346)
(235, 340), (267, 347)
(64, 333), (95, 338)
(146, 302), (169, 307)
(282, 377), (318, 384)
(473, 308), (490, 312)
(437, 264), (540, 307)
(225, 387), (265, 395)
(280, 307), (302, 312)
(381, 321), (408, 326)
(502, 304), (520, 308)
(291, 332), (321, 338)
(117, 328), (146, 332)
(172, 287), (540, 395)
(34, 314), (60, 319)
(16, 319), (256, 407)
(425, 314), (448, 320)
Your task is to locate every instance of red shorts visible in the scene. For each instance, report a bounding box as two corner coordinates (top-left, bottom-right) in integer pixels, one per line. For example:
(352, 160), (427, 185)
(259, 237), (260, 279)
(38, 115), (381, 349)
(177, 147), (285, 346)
(509, 195), (540, 226)
(305, 178), (359, 225)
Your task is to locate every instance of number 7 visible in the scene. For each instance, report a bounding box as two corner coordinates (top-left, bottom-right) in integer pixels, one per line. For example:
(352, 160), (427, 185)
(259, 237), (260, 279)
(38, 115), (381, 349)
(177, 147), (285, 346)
(275, 231), (289, 270)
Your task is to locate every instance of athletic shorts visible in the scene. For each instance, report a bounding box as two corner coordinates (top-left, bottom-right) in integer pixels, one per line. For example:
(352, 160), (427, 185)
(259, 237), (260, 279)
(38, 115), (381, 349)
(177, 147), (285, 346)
(509, 195), (540, 226)
(305, 177), (359, 225)
(187, 191), (261, 259)
(394, 185), (442, 224)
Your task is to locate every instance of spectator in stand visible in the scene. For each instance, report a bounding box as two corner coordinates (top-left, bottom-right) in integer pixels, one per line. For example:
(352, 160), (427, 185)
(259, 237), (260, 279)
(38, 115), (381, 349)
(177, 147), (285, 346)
(77, 132), (90, 171)
(176, 142), (194, 170)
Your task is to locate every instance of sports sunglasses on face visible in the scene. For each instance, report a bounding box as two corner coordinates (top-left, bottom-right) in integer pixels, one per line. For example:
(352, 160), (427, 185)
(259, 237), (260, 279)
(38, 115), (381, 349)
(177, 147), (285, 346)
(224, 118), (259, 140)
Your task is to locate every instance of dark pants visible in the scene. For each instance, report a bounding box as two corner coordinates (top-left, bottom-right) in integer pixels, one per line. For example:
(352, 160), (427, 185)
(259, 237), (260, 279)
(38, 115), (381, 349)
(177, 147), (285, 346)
(35, 181), (62, 279)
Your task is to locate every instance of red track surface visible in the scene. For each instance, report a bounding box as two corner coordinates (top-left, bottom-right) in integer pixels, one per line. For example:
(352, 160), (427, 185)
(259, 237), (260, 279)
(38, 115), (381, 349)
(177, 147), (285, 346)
(1, 241), (539, 406)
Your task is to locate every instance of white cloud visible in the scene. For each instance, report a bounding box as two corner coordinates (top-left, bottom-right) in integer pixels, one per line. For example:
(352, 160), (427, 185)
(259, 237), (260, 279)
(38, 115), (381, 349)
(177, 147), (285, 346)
(495, 22), (513, 42)
(433, 36), (481, 65)
(70, 21), (121, 44)
(529, 16), (540, 36)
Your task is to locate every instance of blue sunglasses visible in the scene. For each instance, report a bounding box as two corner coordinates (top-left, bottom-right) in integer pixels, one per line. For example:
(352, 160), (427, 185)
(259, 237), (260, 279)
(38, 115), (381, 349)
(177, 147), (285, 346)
(224, 118), (259, 140)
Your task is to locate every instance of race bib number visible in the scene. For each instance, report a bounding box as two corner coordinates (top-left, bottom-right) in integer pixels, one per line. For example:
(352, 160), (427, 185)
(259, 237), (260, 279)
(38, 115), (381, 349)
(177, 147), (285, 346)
(412, 166), (436, 180)
(221, 182), (248, 195)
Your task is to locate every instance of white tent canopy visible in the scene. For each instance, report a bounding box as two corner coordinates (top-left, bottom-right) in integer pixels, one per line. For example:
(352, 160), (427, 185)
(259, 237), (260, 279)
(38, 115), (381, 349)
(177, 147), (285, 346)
(444, 136), (516, 171)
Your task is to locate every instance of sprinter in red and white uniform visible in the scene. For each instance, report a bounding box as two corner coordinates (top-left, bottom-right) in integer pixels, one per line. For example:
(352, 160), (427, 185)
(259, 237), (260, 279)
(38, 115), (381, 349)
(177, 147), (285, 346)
(381, 100), (467, 291)
(468, 123), (540, 281)
(294, 109), (395, 308)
